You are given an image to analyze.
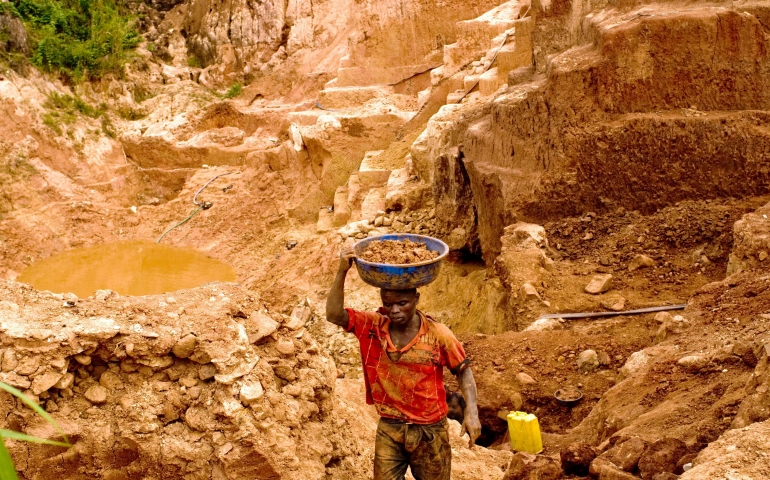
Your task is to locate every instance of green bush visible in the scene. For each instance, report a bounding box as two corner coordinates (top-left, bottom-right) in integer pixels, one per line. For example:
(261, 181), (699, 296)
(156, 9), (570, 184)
(11, 0), (139, 80)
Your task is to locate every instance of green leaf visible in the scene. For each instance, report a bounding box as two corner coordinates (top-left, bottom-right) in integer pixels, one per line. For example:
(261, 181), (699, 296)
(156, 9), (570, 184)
(0, 383), (69, 444)
(0, 439), (19, 480)
(0, 431), (70, 448)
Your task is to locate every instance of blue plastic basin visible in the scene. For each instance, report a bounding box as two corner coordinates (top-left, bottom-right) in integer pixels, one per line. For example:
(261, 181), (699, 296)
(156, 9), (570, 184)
(353, 234), (449, 290)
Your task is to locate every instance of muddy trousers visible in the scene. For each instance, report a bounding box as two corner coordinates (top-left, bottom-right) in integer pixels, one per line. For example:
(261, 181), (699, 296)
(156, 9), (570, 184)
(374, 417), (451, 480)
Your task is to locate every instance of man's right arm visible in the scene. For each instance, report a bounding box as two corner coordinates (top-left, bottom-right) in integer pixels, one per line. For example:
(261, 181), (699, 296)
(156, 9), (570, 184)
(326, 247), (356, 328)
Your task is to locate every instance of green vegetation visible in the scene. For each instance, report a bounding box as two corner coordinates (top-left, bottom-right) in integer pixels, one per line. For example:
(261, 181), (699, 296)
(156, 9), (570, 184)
(10, 0), (139, 80)
(186, 55), (201, 68)
(223, 82), (242, 99)
(42, 91), (115, 136)
(0, 382), (71, 479)
(0, 2), (21, 17)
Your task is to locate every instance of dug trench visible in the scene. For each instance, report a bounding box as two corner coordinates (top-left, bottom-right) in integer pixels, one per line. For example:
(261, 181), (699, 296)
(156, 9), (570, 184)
(2, 0), (770, 478)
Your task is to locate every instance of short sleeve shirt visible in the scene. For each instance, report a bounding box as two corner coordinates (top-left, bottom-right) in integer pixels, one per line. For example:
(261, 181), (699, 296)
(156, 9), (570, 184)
(345, 308), (469, 424)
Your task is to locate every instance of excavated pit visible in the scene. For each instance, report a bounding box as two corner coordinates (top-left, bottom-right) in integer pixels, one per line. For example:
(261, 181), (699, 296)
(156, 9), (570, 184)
(3, 0), (770, 477)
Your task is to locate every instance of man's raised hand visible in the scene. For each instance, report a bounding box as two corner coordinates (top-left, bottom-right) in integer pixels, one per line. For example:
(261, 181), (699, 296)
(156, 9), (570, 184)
(339, 247), (356, 273)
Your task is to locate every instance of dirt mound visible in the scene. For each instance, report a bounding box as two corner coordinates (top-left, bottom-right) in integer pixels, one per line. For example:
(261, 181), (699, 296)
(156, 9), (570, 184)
(359, 239), (439, 264)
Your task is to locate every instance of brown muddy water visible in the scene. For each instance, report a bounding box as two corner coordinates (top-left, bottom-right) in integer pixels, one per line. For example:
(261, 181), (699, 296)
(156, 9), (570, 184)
(17, 240), (236, 298)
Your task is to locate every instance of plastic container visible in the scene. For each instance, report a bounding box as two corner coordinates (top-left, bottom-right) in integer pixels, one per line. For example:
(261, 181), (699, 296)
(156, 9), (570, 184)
(507, 411), (543, 454)
(353, 234), (449, 290)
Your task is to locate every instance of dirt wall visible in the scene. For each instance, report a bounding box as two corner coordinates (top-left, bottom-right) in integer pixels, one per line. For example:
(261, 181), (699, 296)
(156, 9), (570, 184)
(426, 6), (770, 262)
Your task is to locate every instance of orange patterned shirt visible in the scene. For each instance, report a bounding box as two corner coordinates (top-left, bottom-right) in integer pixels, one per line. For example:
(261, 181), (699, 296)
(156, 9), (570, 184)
(345, 308), (469, 424)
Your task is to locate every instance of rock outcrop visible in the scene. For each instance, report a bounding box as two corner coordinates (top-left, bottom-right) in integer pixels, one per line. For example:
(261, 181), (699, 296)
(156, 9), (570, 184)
(0, 281), (368, 479)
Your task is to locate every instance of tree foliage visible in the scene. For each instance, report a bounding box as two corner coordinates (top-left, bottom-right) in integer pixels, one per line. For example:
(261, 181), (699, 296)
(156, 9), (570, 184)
(11, 0), (139, 80)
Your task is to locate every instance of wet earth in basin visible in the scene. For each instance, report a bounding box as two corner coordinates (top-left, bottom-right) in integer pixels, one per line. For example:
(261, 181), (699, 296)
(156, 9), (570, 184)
(17, 240), (236, 297)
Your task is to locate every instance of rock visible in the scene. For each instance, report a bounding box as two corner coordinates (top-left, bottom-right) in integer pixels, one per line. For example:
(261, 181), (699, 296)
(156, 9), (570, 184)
(652, 474), (679, 480)
(84, 385), (108, 405)
(670, 315), (690, 333)
(560, 442), (597, 476)
(598, 351), (611, 366)
(577, 350), (600, 372)
(516, 372), (536, 385)
(31, 372), (63, 395)
(15, 357), (39, 376)
(54, 373), (74, 390)
(275, 339), (295, 355)
(654, 312), (672, 324)
(599, 466), (639, 480)
(99, 371), (125, 391)
(510, 223), (549, 249)
(285, 302), (311, 330)
(94, 289), (114, 301)
(589, 456), (618, 477)
(199, 364), (217, 381)
(239, 381), (264, 405)
(172, 334), (198, 358)
(74, 354), (92, 365)
(629, 254), (656, 271)
(2, 350), (18, 372)
(180, 376), (198, 387)
(374, 216), (384, 227)
(601, 296), (626, 311)
(677, 355), (709, 372)
(273, 364), (297, 381)
(585, 274), (613, 294)
(638, 437), (687, 480)
(137, 356), (174, 370)
(503, 453), (563, 480)
(520, 283), (541, 300)
(524, 318), (563, 332)
(619, 351), (651, 380)
(0, 372), (31, 389)
(245, 311), (279, 343)
(656, 315), (692, 343)
(607, 436), (648, 471)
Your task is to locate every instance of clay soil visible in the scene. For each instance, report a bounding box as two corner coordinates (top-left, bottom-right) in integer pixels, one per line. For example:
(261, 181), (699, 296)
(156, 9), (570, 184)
(358, 239), (439, 264)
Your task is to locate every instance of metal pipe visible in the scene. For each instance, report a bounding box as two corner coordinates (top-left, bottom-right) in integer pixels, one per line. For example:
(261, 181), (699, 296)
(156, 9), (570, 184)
(537, 304), (687, 321)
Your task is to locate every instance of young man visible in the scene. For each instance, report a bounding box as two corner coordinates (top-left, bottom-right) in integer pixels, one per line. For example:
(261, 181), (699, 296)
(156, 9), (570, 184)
(326, 247), (482, 480)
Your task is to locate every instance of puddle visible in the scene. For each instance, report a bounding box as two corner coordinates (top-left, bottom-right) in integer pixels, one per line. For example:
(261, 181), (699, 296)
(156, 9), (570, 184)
(17, 240), (236, 298)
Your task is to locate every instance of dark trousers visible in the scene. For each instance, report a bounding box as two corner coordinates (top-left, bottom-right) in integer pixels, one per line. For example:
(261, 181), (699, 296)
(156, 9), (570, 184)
(374, 417), (451, 480)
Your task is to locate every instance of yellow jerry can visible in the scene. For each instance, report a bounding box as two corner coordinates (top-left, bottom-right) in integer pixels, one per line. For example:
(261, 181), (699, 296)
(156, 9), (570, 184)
(506, 411), (543, 454)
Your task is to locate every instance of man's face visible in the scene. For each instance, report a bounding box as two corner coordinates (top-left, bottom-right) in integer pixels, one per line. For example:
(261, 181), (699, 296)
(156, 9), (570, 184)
(380, 289), (419, 327)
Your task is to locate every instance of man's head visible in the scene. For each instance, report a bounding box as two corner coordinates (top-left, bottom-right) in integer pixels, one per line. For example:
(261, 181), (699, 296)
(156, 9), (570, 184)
(380, 288), (420, 327)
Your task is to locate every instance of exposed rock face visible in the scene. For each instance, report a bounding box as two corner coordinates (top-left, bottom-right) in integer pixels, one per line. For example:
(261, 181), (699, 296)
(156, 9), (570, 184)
(179, 0), (512, 87)
(731, 342), (770, 429)
(0, 13), (29, 55)
(0, 281), (368, 479)
(494, 222), (553, 328)
(681, 418), (770, 479)
(727, 201), (770, 275)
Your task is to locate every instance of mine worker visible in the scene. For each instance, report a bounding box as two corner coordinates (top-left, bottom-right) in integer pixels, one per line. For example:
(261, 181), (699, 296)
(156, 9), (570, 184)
(326, 247), (482, 480)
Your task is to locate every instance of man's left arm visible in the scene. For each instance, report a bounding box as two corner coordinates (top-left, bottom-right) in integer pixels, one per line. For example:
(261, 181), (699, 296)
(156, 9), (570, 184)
(455, 366), (481, 447)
